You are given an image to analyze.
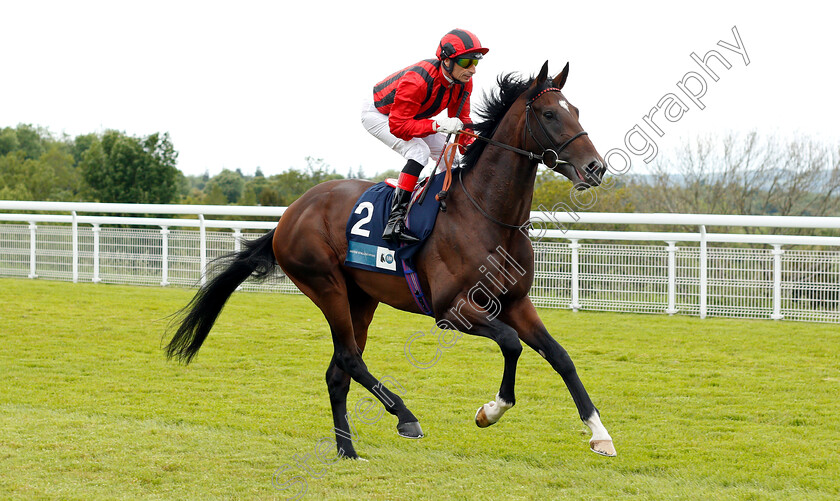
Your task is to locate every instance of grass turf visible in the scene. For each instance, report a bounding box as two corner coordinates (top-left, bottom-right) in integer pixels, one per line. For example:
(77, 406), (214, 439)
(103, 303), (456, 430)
(0, 278), (838, 500)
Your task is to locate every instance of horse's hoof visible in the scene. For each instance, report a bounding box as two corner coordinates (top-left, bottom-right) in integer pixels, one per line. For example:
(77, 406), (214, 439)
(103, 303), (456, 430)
(397, 421), (424, 439)
(475, 405), (493, 428)
(590, 439), (617, 457)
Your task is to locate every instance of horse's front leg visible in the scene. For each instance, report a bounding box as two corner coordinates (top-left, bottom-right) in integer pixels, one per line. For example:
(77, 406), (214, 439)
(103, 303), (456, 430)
(500, 297), (616, 457)
(438, 299), (522, 428)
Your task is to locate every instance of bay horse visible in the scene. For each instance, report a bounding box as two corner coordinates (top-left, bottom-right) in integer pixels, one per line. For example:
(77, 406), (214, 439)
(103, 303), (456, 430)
(166, 61), (617, 458)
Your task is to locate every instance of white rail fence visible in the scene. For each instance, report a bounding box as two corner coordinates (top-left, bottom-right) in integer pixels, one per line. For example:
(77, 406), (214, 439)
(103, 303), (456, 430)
(1, 201), (839, 323)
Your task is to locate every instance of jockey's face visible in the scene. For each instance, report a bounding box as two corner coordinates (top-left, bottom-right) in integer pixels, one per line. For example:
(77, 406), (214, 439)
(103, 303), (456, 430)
(447, 58), (477, 84)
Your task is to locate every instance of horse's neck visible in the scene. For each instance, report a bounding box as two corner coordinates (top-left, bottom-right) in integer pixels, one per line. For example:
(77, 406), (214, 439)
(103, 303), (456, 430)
(461, 141), (537, 226)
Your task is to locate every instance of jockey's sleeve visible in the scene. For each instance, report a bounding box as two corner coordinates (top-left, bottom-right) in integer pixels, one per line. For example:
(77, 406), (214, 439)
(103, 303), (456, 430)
(387, 76), (437, 140)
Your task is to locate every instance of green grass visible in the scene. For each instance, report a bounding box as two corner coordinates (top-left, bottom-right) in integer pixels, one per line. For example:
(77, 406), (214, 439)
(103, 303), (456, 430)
(1, 278), (838, 500)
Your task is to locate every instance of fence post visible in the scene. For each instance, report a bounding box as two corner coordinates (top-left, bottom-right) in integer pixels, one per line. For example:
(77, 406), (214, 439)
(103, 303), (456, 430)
(28, 221), (37, 279)
(569, 239), (581, 311)
(199, 214), (207, 286)
(233, 228), (242, 291)
(699, 225), (707, 319)
(666, 241), (678, 315)
(72, 211), (79, 283)
(160, 226), (170, 286)
(92, 224), (101, 283)
(771, 245), (784, 320)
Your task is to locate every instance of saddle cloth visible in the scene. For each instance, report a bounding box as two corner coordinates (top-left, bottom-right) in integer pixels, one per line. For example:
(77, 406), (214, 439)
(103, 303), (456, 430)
(344, 172), (448, 276)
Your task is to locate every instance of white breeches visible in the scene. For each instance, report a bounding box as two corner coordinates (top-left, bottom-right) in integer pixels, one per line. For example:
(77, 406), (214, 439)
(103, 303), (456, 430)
(361, 99), (447, 171)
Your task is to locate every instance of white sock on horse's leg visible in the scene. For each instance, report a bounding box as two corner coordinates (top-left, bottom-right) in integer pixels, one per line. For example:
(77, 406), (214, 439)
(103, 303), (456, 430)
(475, 393), (514, 427)
(585, 411), (617, 457)
(585, 411), (612, 441)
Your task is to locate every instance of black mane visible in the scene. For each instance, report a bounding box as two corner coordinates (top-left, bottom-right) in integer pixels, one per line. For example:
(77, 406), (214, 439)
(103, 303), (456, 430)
(461, 72), (553, 170)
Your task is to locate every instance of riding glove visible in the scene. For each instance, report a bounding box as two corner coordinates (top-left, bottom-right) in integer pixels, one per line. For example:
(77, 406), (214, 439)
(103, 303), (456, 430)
(433, 117), (464, 134)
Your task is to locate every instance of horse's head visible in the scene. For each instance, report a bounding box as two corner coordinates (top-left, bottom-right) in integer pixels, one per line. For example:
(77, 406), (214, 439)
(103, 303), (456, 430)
(521, 61), (605, 189)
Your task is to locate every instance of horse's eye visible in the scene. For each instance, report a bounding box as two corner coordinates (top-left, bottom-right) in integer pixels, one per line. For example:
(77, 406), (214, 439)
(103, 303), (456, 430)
(543, 111), (555, 120)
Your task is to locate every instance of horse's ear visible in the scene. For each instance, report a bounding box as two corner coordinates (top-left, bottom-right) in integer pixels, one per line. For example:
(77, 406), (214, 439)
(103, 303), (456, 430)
(535, 61), (549, 85)
(552, 62), (570, 90)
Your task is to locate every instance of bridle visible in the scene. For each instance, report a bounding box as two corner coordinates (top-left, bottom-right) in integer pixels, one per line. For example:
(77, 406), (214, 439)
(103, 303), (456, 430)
(460, 87), (588, 173)
(455, 87), (588, 229)
(523, 87), (589, 173)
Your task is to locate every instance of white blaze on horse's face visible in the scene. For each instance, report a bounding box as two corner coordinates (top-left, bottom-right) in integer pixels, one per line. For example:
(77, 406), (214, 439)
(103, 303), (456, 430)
(558, 99), (570, 113)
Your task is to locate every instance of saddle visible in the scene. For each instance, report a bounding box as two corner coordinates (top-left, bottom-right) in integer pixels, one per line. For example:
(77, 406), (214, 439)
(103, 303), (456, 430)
(344, 171), (453, 315)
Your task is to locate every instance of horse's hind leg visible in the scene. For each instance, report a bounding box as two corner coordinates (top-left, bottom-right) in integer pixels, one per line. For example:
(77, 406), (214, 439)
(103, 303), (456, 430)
(325, 356), (357, 458)
(324, 286), (419, 459)
(302, 278), (420, 458)
(501, 298), (616, 457)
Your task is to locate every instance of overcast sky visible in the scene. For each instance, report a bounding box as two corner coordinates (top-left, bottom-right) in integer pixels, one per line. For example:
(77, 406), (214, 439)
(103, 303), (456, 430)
(2, 1), (838, 178)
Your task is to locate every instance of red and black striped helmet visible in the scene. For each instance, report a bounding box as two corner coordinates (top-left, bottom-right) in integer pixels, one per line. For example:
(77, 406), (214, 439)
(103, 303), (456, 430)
(436, 29), (489, 60)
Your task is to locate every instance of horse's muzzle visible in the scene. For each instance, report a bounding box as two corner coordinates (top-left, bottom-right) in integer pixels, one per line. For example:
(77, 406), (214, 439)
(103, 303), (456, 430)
(583, 159), (606, 187)
(562, 158), (605, 190)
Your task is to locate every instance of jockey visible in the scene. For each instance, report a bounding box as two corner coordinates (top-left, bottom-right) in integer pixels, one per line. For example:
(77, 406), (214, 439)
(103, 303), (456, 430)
(361, 28), (489, 242)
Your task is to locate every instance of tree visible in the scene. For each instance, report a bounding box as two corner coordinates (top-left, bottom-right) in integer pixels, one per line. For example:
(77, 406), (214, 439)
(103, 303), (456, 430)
(265, 157), (343, 205)
(32, 145), (78, 200)
(0, 127), (20, 156)
(628, 132), (840, 220)
(0, 144), (80, 201)
(371, 168), (401, 181)
(0, 152), (33, 200)
(204, 183), (227, 205)
(71, 133), (98, 165)
(205, 168), (245, 204)
(240, 176), (271, 206)
(530, 169), (635, 233)
(10, 124), (47, 160)
(258, 188), (281, 206)
(80, 130), (180, 204)
(0, 125), (83, 201)
(239, 185), (258, 206)
(0, 183), (31, 200)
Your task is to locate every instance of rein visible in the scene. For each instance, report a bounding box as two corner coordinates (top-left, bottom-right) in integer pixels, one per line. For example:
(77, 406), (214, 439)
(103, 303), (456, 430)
(457, 168), (528, 229)
(431, 142), (528, 230)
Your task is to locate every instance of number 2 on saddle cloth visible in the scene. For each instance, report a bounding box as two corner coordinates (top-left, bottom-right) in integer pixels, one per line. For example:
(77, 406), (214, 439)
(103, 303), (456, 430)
(344, 172), (452, 315)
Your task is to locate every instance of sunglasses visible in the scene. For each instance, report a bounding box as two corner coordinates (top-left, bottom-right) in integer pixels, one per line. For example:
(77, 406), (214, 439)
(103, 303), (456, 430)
(455, 57), (479, 68)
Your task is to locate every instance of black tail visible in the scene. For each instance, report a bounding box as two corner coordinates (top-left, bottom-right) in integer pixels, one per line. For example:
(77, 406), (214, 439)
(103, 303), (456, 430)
(165, 228), (277, 364)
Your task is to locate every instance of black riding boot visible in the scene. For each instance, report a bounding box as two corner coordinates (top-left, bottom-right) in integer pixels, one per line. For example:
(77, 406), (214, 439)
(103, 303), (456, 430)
(382, 187), (420, 243)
